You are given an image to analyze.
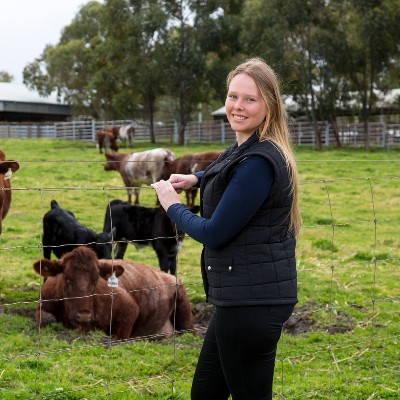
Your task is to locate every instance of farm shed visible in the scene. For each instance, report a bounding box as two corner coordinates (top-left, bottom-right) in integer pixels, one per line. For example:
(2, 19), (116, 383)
(0, 82), (71, 122)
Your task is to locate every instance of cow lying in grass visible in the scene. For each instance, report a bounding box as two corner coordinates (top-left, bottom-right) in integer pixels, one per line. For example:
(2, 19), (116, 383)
(42, 200), (115, 259)
(103, 199), (200, 275)
(33, 246), (195, 340)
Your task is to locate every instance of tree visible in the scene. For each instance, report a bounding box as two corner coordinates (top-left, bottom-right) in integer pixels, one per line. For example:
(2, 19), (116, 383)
(0, 71), (14, 83)
(102, 0), (169, 142)
(328, 0), (400, 149)
(160, 0), (210, 145)
(23, 1), (121, 118)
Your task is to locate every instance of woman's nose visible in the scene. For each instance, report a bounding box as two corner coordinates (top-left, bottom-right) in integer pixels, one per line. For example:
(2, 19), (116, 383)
(233, 99), (244, 110)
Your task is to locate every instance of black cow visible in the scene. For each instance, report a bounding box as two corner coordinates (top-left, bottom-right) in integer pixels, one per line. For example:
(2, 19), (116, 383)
(103, 199), (199, 275)
(43, 200), (115, 259)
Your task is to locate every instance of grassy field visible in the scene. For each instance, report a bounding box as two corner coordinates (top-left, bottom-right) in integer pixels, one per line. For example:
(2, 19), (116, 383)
(0, 138), (399, 399)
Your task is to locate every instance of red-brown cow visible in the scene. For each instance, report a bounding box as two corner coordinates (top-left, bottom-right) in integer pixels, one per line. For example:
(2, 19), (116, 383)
(96, 128), (119, 154)
(0, 149), (20, 237)
(104, 148), (175, 204)
(168, 150), (223, 207)
(33, 247), (195, 340)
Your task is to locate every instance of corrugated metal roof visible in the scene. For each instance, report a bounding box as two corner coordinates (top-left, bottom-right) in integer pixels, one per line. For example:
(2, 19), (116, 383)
(0, 82), (65, 105)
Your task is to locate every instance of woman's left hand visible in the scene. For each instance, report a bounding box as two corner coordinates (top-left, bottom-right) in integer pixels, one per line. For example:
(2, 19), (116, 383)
(151, 180), (182, 211)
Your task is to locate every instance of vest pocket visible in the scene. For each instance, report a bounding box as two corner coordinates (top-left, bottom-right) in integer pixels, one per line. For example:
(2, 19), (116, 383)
(205, 257), (233, 288)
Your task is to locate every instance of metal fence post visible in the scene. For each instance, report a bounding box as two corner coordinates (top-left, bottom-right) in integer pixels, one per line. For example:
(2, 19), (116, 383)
(92, 120), (96, 142)
(221, 120), (225, 144)
(174, 120), (178, 144)
(325, 122), (330, 147)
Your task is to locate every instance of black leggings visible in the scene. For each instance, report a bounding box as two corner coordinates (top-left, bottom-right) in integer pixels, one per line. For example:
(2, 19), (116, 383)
(191, 304), (294, 400)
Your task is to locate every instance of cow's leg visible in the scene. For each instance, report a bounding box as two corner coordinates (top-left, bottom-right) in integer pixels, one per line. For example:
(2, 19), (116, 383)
(159, 319), (174, 339)
(127, 187), (132, 204)
(168, 255), (177, 276)
(154, 246), (170, 274)
(36, 309), (58, 326)
(42, 230), (53, 259)
(134, 187), (141, 205)
(111, 302), (139, 339)
(174, 285), (195, 334)
(114, 241), (128, 259)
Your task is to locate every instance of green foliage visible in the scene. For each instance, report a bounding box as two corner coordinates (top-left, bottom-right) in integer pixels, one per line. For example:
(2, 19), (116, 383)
(0, 140), (399, 398)
(0, 70), (14, 83)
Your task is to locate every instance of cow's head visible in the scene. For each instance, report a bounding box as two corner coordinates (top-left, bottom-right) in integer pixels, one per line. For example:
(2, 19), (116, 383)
(104, 151), (122, 171)
(94, 227), (117, 259)
(33, 247), (124, 330)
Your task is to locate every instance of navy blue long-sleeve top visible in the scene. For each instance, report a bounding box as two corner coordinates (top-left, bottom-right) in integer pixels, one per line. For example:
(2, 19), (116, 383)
(167, 155), (275, 249)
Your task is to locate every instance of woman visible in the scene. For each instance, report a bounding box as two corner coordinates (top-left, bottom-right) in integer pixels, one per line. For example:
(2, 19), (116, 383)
(152, 57), (301, 400)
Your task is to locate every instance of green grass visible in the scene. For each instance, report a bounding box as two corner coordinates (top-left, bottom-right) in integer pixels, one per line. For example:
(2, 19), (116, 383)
(0, 139), (399, 399)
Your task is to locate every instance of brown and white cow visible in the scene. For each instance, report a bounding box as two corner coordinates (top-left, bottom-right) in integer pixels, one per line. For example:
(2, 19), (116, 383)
(33, 246), (195, 340)
(169, 150), (223, 207)
(104, 148), (175, 205)
(0, 149), (20, 237)
(117, 125), (135, 148)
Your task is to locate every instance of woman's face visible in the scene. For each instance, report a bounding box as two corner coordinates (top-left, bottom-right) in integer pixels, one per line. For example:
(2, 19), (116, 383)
(225, 73), (267, 139)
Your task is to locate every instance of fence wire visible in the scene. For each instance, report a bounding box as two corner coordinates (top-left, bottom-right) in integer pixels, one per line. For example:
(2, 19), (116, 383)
(0, 156), (399, 399)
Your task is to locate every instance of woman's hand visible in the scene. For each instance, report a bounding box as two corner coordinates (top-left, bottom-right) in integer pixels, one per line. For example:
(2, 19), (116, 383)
(151, 180), (182, 211)
(168, 174), (199, 193)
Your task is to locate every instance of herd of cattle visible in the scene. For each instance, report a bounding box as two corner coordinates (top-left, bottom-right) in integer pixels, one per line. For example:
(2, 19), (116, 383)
(0, 134), (222, 341)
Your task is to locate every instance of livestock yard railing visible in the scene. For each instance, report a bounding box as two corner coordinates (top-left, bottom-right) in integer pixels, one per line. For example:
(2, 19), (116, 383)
(1, 119), (400, 148)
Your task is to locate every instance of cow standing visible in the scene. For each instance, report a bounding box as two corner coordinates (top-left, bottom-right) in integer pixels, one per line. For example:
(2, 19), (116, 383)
(103, 199), (199, 275)
(0, 149), (20, 237)
(42, 200), (115, 259)
(169, 150), (222, 207)
(104, 148), (175, 205)
(33, 247), (195, 340)
(96, 128), (119, 154)
(117, 125), (135, 148)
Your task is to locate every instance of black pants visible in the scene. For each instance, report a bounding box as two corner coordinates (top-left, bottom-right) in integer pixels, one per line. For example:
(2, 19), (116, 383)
(191, 304), (294, 400)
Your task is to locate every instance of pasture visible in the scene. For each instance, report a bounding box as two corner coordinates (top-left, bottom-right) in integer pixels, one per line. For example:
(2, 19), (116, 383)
(0, 138), (399, 399)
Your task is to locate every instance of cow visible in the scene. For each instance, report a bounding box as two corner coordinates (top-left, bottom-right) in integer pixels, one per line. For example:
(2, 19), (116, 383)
(103, 199), (199, 275)
(96, 128), (119, 154)
(116, 125), (135, 148)
(42, 200), (115, 260)
(104, 148), (175, 205)
(169, 150), (223, 207)
(0, 149), (20, 237)
(33, 247), (195, 340)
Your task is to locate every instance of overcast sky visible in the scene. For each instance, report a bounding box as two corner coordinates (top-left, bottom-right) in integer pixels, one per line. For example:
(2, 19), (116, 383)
(0, 0), (98, 85)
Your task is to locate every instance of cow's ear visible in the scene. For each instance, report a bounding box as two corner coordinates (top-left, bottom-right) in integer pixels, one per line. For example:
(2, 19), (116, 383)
(33, 259), (63, 277)
(0, 160), (19, 175)
(98, 261), (125, 280)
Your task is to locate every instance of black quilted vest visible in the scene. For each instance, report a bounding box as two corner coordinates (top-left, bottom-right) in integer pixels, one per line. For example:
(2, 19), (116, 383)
(199, 133), (297, 306)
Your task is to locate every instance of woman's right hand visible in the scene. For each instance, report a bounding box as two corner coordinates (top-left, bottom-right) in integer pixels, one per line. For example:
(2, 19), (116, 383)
(168, 174), (199, 193)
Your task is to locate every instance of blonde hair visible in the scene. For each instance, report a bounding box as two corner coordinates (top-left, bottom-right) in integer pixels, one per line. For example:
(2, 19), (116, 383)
(227, 57), (301, 238)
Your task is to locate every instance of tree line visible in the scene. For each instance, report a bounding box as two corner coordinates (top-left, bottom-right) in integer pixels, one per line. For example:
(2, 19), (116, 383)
(3, 0), (400, 147)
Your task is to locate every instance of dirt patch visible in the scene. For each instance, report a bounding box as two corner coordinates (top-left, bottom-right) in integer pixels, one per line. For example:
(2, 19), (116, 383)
(192, 302), (357, 337)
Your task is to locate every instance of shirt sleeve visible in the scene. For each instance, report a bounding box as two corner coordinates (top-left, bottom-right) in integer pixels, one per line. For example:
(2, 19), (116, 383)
(167, 155), (274, 249)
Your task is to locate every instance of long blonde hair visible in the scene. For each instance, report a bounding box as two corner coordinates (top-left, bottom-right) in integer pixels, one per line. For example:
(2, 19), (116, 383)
(227, 57), (301, 238)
